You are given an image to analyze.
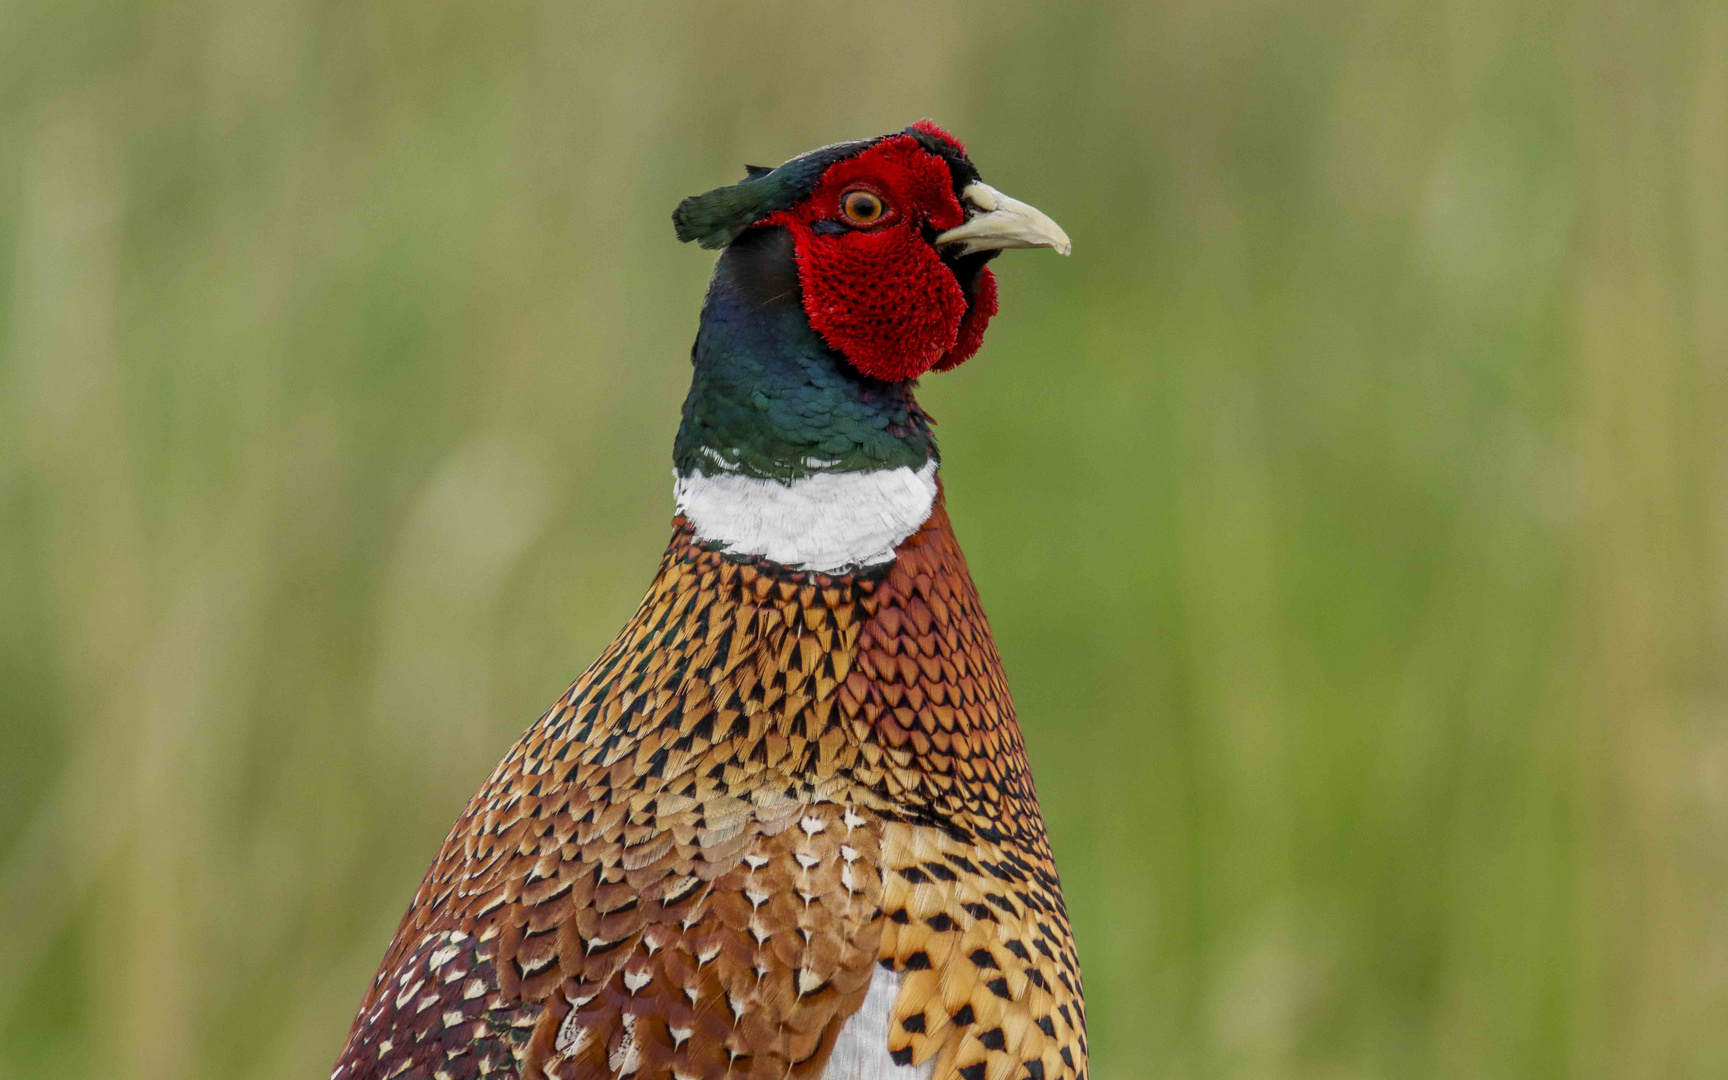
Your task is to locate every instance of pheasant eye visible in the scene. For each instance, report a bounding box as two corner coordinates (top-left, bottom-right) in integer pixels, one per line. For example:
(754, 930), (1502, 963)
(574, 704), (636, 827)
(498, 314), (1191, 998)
(840, 190), (886, 225)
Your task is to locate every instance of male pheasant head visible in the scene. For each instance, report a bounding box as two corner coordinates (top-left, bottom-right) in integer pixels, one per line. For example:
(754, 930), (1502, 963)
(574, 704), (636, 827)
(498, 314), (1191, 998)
(671, 122), (1069, 572)
(674, 120), (1070, 382)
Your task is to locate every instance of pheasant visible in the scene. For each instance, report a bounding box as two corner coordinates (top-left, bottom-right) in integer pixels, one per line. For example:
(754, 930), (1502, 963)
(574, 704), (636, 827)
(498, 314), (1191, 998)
(331, 121), (1082, 1080)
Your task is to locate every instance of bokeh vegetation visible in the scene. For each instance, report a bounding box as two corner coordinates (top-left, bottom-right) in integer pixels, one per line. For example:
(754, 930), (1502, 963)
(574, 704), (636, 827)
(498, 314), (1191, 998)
(3, 0), (1726, 1077)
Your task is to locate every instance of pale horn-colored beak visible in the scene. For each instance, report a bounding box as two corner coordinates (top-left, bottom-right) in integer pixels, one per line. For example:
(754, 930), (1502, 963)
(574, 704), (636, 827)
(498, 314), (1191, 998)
(934, 181), (1072, 257)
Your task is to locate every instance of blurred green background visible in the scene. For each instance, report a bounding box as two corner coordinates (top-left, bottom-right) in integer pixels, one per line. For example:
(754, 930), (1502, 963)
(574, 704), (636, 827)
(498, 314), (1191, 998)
(3, 0), (1726, 1077)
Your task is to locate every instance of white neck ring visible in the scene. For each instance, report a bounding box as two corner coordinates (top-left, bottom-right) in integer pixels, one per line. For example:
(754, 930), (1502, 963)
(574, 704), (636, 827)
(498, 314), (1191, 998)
(673, 460), (937, 573)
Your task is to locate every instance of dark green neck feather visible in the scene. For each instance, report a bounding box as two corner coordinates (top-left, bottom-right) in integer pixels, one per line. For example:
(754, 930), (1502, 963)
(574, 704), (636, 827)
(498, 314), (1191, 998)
(673, 228), (937, 482)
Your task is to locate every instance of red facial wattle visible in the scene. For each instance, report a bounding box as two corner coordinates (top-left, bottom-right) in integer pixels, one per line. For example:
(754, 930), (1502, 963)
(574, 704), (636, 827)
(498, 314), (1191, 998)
(934, 264), (997, 373)
(760, 134), (997, 383)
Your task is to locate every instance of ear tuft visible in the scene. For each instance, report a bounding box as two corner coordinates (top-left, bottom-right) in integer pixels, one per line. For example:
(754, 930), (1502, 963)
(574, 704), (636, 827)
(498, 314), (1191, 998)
(673, 138), (879, 250)
(673, 177), (782, 249)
